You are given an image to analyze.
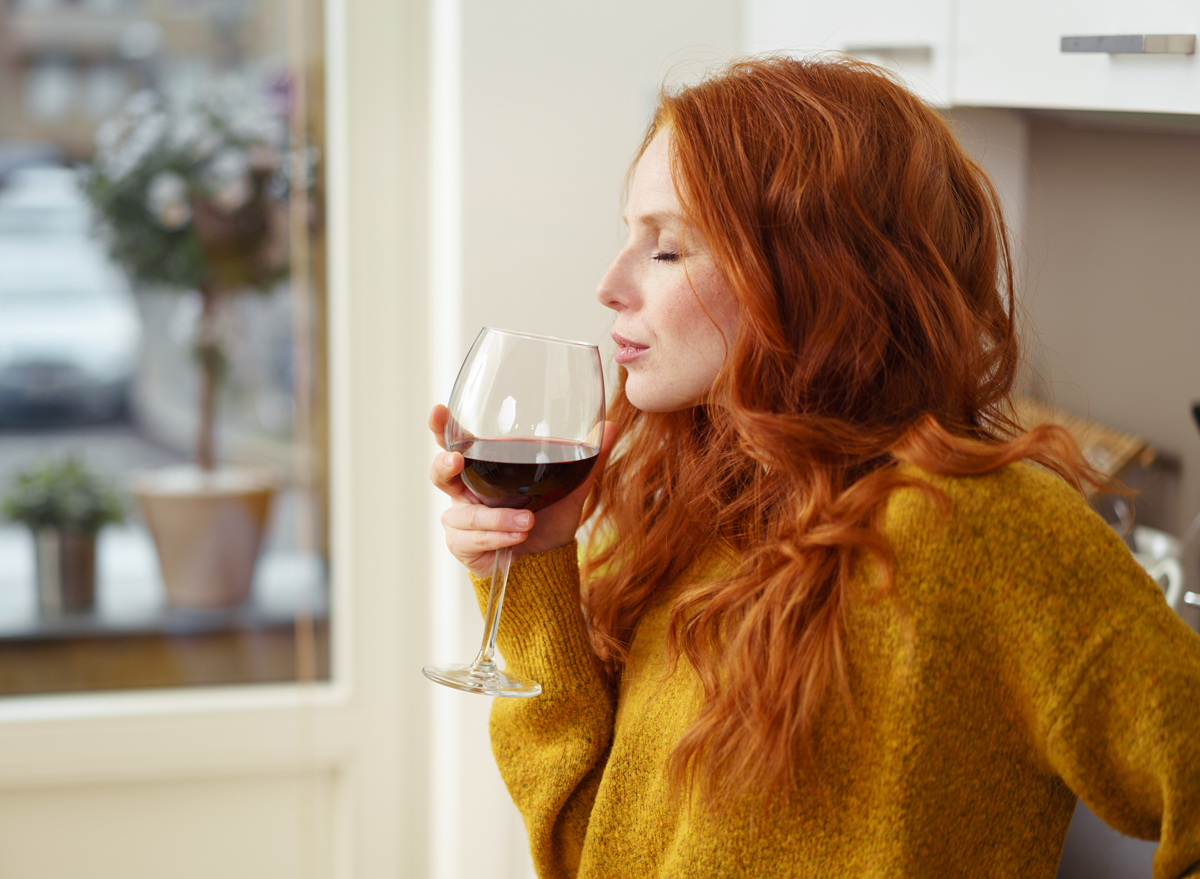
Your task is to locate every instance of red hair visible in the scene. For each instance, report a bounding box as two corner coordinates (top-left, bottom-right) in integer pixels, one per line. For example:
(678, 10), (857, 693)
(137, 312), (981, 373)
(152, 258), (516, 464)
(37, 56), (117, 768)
(580, 56), (1102, 803)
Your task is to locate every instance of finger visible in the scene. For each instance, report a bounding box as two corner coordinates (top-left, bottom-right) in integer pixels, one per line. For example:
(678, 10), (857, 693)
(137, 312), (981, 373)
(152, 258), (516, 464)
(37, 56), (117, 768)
(428, 404), (450, 451)
(429, 451), (475, 503)
(447, 528), (528, 556)
(442, 504), (534, 534)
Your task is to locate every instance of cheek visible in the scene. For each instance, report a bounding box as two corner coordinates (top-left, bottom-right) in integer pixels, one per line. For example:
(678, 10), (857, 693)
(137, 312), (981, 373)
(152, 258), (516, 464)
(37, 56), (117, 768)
(645, 265), (736, 361)
(667, 296), (713, 344)
(714, 294), (739, 345)
(642, 282), (697, 347)
(688, 273), (738, 352)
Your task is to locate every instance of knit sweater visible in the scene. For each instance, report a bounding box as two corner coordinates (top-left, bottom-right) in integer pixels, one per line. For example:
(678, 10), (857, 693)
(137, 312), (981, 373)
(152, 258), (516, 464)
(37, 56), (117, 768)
(471, 463), (1200, 879)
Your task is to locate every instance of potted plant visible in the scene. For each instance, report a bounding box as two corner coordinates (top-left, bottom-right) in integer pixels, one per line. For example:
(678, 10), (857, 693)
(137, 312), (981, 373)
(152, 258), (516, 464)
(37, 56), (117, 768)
(84, 77), (295, 608)
(1, 458), (125, 615)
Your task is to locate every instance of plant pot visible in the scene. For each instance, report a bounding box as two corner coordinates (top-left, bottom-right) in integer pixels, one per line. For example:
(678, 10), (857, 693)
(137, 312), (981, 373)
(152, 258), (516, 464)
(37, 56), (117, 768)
(134, 465), (275, 608)
(34, 529), (96, 615)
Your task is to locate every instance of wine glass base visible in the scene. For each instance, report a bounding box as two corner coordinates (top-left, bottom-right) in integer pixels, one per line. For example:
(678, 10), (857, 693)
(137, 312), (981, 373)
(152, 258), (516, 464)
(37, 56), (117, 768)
(422, 662), (543, 698)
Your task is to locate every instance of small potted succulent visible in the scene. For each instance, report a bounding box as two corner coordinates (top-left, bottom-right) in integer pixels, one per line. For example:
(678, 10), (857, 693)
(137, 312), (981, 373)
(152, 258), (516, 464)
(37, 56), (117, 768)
(84, 75), (301, 607)
(1, 458), (125, 615)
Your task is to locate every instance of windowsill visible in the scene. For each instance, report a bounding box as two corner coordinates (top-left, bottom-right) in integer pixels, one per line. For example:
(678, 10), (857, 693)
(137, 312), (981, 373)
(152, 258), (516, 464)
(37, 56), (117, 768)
(0, 524), (328, 640)
(0, 524), (330, 695)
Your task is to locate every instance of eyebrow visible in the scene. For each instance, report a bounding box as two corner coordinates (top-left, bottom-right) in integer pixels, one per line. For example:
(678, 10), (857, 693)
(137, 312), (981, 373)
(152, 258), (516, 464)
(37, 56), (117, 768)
(621, 210), (683, 228)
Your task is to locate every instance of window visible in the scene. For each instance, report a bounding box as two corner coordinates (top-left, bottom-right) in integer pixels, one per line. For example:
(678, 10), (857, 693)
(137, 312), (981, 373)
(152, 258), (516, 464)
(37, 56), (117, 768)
(0, 0), (329, 695)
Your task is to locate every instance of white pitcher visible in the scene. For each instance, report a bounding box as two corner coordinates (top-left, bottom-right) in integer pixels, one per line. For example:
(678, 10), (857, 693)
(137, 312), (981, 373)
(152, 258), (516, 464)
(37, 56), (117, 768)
(1132, 526), (1185, 610)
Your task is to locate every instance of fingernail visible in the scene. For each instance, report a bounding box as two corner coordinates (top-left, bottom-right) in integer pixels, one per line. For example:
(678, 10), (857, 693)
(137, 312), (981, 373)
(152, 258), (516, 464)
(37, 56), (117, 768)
(515, 512), (532, 528)
(440, 453), (452, 469)
(509, 532), (525, 540)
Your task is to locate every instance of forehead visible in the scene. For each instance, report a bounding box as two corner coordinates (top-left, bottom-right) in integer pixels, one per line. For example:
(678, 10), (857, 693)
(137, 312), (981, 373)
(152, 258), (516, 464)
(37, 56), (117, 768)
(626, 132), (682, 225)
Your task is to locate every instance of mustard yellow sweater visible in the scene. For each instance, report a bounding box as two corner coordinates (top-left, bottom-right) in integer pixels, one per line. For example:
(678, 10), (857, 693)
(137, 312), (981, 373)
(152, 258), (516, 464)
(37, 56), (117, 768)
(472, 464), (1200, 878)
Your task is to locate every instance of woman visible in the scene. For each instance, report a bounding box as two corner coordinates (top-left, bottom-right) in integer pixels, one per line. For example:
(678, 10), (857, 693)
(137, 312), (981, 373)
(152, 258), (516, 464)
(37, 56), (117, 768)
(429, 56), (1200, 878)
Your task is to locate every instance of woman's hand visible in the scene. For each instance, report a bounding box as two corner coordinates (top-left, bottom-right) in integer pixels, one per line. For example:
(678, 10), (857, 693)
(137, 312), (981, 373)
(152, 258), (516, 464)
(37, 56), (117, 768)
(428, 404), (617, 578)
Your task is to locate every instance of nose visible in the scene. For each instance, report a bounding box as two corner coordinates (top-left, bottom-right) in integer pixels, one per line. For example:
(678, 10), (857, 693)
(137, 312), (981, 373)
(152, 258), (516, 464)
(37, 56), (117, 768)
(596, 248), (634, 313)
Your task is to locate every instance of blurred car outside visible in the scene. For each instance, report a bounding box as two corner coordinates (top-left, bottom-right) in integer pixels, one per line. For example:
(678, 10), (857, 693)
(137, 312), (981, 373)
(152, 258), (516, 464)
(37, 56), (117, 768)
(0, 142), (63, 188)
(0, 165), (142, 425)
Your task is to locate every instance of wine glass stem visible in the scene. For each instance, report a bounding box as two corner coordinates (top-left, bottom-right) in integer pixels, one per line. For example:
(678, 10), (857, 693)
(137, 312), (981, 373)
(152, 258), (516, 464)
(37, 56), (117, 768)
(472, 544), (513, 674)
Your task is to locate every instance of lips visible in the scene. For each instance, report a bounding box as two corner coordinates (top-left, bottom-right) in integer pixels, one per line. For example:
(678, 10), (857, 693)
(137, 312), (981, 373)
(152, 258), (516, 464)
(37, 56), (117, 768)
(612, 331), (648, 365)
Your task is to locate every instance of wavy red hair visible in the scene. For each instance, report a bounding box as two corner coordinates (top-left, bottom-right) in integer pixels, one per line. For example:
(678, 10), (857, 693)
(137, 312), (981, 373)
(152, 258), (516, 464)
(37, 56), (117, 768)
(579, 56), (1103, 804)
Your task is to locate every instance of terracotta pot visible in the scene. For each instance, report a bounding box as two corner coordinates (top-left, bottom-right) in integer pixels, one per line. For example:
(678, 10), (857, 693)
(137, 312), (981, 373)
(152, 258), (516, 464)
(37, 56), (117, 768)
(34, 529), (96, 615)
(134, 465), (275, 608)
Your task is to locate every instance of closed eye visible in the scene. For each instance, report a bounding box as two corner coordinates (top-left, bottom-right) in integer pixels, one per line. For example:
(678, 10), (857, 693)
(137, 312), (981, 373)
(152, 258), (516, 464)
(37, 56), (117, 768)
(652, 251), (679, 262)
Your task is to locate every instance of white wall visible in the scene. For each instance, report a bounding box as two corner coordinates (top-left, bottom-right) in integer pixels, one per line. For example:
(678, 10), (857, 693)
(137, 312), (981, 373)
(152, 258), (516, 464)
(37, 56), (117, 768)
(0, 772), (335, 878)
(459, 0), (742, 356)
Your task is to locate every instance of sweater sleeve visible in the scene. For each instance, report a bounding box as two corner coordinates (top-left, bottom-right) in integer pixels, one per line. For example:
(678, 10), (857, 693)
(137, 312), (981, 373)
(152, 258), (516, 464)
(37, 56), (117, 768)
(1042, 567), (1200, 879)
(933, 465), (1200, 878)
(469, 542), (615, 879)
(981, 471), (1200, 879)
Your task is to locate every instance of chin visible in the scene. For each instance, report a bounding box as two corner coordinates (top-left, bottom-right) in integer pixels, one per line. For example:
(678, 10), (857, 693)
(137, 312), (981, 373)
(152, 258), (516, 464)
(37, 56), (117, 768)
(623, 378), (698, 414)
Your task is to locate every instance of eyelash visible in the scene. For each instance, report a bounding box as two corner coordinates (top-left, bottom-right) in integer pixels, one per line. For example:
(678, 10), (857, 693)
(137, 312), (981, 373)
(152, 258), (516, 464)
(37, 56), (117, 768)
(652, 251), (679, 263)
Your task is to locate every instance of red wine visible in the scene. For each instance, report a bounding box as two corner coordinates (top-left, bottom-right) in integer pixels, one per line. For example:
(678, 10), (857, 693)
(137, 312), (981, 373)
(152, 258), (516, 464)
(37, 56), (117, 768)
(455, 438), (598, 512)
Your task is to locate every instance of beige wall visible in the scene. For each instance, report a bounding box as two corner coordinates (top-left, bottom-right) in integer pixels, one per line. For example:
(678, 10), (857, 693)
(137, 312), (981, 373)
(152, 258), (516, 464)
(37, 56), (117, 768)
(460, 0), (742, 359)
(1022, 119), (1200, 629)
(1023, 119), (1200, 511)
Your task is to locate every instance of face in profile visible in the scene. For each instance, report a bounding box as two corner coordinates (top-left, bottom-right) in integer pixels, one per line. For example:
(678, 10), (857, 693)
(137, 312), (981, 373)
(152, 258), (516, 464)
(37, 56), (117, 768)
(596, 131), (739, 413)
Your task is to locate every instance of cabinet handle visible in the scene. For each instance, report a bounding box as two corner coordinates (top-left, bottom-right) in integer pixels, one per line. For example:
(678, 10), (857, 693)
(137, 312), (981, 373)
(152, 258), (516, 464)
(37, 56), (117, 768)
(1061, 35), (1196, 54)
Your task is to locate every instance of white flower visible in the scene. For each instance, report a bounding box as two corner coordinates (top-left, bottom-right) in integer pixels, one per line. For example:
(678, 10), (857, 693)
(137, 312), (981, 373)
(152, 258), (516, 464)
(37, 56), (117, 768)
(146, 171), (191, 229)
(94, 115), (128, 158)
(167, 111), (203, 150)
(205, 74), (285, 148)
(167, 111), (223, 161)
(93, 72), (289, 202)
(192, 129), (223, 161)
(203, 147), (252, 213)
(204, 146), (250, 187)
(124, 89), (158, 119)
(99, 107), (167, 181)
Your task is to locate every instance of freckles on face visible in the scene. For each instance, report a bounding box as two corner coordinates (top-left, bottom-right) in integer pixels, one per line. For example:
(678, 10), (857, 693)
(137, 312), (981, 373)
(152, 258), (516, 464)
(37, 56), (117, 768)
(596, 132), (738, 413)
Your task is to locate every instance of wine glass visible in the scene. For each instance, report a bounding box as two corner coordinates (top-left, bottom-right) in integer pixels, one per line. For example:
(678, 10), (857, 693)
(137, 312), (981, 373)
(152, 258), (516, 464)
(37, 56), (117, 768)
(423, 327), (605, 697)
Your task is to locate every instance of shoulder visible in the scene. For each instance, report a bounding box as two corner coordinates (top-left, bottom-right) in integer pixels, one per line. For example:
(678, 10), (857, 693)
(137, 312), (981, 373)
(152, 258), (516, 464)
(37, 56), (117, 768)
(882, 462), (1157, 613)
(889, 460), (1088, 524)
(886, 461), (1108, 551)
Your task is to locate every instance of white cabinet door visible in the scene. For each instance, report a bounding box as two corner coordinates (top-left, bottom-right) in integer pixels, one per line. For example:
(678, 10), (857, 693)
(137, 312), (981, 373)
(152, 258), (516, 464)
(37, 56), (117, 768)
(742, 0), (954, 106)
(956, 0), (1200, 114)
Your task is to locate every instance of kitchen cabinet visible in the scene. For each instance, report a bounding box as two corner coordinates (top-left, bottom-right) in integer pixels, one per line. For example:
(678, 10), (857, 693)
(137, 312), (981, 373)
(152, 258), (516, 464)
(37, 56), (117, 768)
(741, 0), (954, 106)
(745, 0), (1200, 115)
(955, 0), (1200, 114)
